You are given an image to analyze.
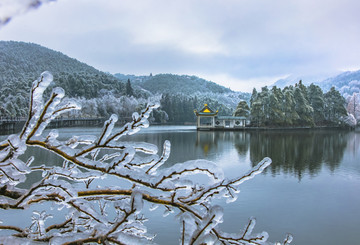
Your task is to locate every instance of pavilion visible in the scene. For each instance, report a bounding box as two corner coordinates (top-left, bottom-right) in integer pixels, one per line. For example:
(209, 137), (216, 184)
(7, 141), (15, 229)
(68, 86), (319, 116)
(194, 104), (247, 130)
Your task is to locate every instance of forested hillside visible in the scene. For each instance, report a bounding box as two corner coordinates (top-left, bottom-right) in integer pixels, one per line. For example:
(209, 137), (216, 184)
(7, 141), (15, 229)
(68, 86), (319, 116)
(133, 74), (232, 94)
(0, 41), (130, 117)
(1, 41), (246, 123)
(0, 41), (126, 95)
(0, 41), (100, 82)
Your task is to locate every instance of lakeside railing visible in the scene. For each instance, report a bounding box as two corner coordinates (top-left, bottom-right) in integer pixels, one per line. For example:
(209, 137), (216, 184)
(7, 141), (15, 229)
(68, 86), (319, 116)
(0, 117), (134, 135)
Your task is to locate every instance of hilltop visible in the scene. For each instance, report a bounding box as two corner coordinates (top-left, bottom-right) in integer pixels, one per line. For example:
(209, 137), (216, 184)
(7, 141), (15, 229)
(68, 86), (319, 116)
(0, 41), (125, 98)
(317, 70), (360, 98)
(120, 73), (232, 95)
(0, 41), (100, 80)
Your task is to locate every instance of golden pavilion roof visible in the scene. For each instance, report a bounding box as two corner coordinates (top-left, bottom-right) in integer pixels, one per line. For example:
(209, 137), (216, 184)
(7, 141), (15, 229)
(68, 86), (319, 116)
(194, 104), (218, 116)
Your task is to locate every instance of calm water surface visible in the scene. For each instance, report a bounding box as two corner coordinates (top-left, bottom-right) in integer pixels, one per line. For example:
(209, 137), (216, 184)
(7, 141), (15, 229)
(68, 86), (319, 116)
(1, 126), (360, 244)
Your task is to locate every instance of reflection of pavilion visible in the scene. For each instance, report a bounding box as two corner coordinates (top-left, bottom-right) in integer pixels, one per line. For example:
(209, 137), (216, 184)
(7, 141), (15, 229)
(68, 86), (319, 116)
(194, 104), (247, 130)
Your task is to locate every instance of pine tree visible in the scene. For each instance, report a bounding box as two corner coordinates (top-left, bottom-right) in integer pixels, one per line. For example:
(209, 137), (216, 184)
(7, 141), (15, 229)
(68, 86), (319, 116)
(126, 79), (134, 97)
(250, 88), (258, 107)
(250, 99), (264, 127)
(234, 100), (250, 117)
(259, 86), (271, 125)
(268, 86), (284, 126)
(282, 86), (299, 126)
(308, 84), (325, 125)
(293, 86), (314, 126)
(324, 87), (348, 124)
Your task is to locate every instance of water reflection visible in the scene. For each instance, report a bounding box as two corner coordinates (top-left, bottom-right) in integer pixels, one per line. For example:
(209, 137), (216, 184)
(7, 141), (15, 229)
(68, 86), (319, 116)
(195, 131), (250, 156)
(1, 127), (355, 184)
(195, 129), (351, 180)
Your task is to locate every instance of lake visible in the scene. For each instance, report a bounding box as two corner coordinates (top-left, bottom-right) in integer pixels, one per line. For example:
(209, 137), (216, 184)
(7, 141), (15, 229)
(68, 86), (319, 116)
(1, 126), (360, 244)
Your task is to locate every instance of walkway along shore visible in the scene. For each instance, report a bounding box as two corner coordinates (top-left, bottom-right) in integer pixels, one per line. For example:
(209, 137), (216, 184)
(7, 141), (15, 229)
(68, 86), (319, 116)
(0, 118), (106, 135)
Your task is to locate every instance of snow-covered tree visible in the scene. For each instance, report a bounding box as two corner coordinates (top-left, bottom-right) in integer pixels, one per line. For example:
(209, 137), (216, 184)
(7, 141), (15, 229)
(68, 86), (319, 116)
(347, 92), (360, 123)
(324, 87), (348, 124)
(308, 84), (325, 124)
(0, 72), (292, 244)
(233, 100), (250, 117)
(126, 79), (134, 97)
(343, 113), (357, 127)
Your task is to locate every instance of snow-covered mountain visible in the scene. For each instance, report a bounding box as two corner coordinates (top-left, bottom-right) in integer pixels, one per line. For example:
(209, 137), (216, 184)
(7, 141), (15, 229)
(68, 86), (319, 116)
(317, 70), (360, 98)
(272, 70), (360, 98)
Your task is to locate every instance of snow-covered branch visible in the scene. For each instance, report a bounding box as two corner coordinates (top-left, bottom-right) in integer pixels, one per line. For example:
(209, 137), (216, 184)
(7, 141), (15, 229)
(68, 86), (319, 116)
(0, 72), (292, 244)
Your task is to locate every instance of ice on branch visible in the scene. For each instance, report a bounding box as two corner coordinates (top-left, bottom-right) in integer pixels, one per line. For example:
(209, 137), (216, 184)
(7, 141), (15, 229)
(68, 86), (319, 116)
(0, 134), (29, 185)
(20, 72), (81, 140)
(276, 233), (294, 245)
(131, 189), (144, 214)
(0, 72), (291, 244)
(29, 211), (53, 239)
(0, 0), (55, 27)
(146, 140), (170, 174)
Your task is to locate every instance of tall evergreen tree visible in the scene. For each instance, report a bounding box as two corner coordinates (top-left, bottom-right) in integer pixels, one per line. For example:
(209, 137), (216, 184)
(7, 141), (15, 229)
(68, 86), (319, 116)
(250, 88), (258, 107)
(259, 86), (271, 125)
(308, 84), (325, 124)
(282, 86), (299, 126)
(293, 86), (314, 126)
(324, 87), (348, 124)
(126, 79), (134, 97)
(250, 100), (263, 127)
(234, 100), (250, 117)
(268, 86), (284, 125)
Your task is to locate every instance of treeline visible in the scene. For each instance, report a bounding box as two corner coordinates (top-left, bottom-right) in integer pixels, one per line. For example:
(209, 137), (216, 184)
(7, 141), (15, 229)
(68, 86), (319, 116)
(248, 81), (348, 127)
(0, 72), (129, 117)
(155, 93), (235, 123)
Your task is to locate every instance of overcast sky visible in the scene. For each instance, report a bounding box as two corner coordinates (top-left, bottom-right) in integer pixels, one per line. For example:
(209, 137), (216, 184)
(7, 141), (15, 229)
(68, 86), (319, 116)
(1, 0), (360, 92)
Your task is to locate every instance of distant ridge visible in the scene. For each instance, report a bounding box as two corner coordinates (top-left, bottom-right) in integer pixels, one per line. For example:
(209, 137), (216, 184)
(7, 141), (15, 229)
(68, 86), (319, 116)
(272, 73), (338, 90)
(317, 70), (360, 97)
(272, 70), (360, 98)
(115, 73), (233, 95)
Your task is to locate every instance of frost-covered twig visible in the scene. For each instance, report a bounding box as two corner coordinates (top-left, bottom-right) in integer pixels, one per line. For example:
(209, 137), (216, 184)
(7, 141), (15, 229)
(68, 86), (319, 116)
(0, 72), (292, 244)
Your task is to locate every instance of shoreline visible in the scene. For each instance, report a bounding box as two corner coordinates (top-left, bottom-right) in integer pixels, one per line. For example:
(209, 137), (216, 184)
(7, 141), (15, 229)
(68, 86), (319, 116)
(1, 120), (356, 136)
(195, 126), (354, 131)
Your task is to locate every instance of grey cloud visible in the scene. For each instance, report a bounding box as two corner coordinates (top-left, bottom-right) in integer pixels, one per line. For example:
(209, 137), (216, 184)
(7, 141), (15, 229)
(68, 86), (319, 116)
(1, 0), (360, 91)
